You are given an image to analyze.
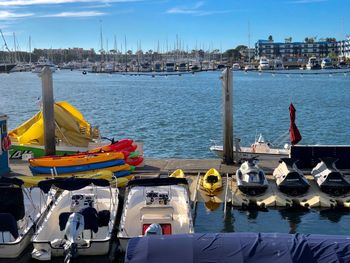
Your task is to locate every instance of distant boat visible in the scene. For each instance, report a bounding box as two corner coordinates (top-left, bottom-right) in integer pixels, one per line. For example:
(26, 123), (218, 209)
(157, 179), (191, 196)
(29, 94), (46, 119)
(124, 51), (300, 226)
(258, 58), (270, 70)
(273, 59), (284, 70)
(153, 62), (162, 72)
(0, 63), (16, 73)
(232, 63), (241, 71)
(321, 57), (333, 69)
(190, 64), (201, 72)
(244, 64), (255, 71)
(337, 60), (348, 69)
(165, 62), (175, 72)
(32, 57), (56, 73)
(210, 134), (289, 162)
(177, 62), (187, 72)
(306, 57), (321, 70)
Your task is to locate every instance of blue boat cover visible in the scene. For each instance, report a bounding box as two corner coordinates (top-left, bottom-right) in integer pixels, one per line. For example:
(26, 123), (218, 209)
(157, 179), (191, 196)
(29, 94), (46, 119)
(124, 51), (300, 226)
(38, 177), (110, 193)
(125, 233), (350, 263)
(30, 159), (125, 174)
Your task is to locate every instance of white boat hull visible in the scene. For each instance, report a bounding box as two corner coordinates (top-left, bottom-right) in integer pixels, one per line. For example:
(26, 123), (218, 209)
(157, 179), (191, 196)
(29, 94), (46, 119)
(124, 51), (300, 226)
(0, 228), (33, 258)
(210, 146), (289, 162)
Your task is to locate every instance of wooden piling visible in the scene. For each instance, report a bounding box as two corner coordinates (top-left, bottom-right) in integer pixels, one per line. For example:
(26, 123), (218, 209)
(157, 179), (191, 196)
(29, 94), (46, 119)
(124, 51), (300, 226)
(41, 66), (56, 156)
(222, 67), (234, 164)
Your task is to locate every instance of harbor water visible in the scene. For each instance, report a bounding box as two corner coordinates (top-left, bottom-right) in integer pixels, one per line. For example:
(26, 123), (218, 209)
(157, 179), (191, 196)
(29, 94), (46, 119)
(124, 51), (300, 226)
(1, 70), (350, 261)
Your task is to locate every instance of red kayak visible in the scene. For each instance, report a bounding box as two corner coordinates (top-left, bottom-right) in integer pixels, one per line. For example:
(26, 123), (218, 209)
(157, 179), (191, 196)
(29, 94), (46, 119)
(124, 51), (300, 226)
(89, 139), (134, 153)
(126, 156), (144, 166)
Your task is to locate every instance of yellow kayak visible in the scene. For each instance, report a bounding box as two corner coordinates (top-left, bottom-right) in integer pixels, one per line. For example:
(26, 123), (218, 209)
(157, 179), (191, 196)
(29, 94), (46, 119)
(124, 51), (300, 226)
(202, 168), (223, 194)
(34, 163), (130, 177)
(17, 170), (114, 187)
(169, 169), (185, 178)
(110, 176), (134, 188)
(17, 171), (133, 188)
(29, 152), (124, 167)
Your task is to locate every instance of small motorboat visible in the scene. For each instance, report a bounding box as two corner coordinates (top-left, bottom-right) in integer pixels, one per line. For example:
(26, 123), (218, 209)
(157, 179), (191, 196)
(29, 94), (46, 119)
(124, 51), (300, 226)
(0, 177), (51, 258)
(202, 168), (223, 194)
(117, 177), (194, 251)
(236, 158), (268, 196)
(311, 158), (350, 196)
(31, 178), (119, 261)
(273, 158), (310, 196)
(169, 169), (185, 178)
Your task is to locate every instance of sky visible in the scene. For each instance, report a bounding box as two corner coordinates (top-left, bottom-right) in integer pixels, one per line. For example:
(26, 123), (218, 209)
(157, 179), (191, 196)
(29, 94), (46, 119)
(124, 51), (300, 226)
(0, 0), (349, 53)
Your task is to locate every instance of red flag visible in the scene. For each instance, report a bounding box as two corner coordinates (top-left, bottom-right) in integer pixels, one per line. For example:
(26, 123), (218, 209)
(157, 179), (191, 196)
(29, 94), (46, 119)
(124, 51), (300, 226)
(289, 103), (302, 145)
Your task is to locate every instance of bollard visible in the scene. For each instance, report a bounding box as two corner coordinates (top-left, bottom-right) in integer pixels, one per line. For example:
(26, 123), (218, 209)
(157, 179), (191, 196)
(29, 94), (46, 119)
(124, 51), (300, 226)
(41, 66), (56, 156)
(221, 67), (234, 164)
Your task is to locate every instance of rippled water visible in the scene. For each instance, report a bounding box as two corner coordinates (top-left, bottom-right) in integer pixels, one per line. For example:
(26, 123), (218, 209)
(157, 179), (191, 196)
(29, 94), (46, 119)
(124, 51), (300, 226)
(2, 70), (350, 158)
(1, 70), (350, 261)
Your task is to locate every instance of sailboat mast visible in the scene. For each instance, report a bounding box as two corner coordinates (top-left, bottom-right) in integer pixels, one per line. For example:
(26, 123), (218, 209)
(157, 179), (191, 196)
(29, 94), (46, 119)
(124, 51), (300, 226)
(99, 20), (104, 62)
(29, 36), (32, 64)
(248, 21), (251, 64)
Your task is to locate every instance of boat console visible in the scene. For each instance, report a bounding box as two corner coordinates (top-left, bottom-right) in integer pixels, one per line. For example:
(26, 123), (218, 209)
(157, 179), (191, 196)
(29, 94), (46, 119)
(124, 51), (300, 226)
(145, 190), (170, 205)
(70, 194), (95, 212)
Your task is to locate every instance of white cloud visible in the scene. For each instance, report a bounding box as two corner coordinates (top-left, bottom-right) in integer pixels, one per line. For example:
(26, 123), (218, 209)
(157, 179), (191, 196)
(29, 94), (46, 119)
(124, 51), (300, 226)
(0, 10), (33, 19)
(0, 0), (141, 6)
(41, 10), (106, 17)
(167, 1), (204, 14)
(166, 1), (230, 16)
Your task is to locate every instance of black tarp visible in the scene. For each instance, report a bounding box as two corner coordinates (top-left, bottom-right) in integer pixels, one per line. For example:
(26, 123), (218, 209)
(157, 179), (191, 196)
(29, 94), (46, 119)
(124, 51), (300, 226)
(0, 187), (25, 220)
(38, 177), (110, 193)
(125, 233), (350, 263)
(290, 145), (350, 169)
(0, 177), (24, 187)
(127, 178), (188, 188)
(0, 213), (19, 239)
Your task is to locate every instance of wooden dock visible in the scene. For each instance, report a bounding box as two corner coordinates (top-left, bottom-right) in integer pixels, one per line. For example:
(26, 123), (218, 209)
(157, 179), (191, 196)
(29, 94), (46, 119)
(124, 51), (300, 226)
(9, 159), (350, 209)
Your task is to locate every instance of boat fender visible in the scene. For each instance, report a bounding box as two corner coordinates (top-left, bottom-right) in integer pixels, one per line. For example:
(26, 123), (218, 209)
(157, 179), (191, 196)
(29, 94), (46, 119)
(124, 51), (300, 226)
(1, 135), (11, 151)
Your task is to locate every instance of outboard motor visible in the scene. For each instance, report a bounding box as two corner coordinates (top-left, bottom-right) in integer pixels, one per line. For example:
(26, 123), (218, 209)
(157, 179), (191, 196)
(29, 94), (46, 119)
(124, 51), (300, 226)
(63, 213), (84, 263)
(145, 223), (162, 236)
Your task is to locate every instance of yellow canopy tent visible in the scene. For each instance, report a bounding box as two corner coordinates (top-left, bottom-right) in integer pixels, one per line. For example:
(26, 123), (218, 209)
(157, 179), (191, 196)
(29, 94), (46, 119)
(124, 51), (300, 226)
(9, 102), (94, 147)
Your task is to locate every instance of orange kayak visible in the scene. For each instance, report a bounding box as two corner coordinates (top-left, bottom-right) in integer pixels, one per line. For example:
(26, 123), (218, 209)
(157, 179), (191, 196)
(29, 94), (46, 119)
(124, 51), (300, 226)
(29, 152), (124, 167)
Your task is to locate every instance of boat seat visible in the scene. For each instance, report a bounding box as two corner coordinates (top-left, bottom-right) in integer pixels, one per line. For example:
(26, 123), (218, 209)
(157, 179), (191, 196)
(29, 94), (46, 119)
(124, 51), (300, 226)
(98, 210), (110, 227)
(0, 213), (19, 243)
(207, 175), (218, 184)
(80, 207), (99, 233)
(59, 212), (72, 231)
(59, 207), (99, 232)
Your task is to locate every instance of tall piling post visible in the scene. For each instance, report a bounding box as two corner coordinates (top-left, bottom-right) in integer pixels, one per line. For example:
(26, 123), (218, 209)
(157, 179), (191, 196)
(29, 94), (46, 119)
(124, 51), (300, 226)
(221, 67), (234, 164)
(41, 66), (56, 156)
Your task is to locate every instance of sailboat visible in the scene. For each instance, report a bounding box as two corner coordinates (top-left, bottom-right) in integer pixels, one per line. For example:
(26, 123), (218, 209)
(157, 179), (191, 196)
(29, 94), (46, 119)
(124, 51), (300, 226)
(244, 22), (255, 71)
(0, 29), (16, 73)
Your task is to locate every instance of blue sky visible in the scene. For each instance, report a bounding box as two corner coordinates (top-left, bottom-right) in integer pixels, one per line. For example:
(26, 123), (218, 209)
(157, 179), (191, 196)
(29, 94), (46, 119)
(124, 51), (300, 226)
(0, 0), (349, 52)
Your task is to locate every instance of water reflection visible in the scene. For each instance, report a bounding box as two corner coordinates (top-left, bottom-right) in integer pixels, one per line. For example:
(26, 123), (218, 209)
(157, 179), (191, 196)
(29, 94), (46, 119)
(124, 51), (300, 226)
(204, 199), (221, 211)
(279, 206), (309, 234)
(319, 207), (349, 223)
(223, 208), (235, 233)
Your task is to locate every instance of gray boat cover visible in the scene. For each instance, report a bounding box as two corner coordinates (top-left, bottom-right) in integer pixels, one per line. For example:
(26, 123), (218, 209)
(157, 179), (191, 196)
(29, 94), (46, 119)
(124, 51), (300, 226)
(125, 232), (350, 263)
